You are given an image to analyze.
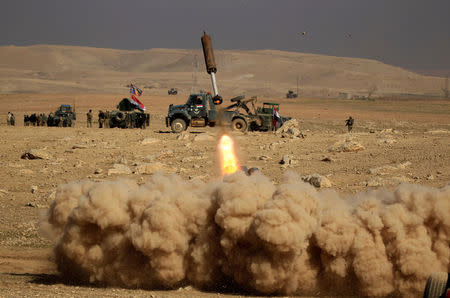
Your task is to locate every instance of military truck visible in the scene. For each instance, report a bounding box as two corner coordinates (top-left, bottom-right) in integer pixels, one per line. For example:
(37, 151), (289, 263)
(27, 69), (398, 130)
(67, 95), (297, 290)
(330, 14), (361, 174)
(286, 90), (298, 98)
(166, 93), (290, 133)
(109, 98), (150, 129)
(168, 88), (178, 95)
(47, 104), (76, 127)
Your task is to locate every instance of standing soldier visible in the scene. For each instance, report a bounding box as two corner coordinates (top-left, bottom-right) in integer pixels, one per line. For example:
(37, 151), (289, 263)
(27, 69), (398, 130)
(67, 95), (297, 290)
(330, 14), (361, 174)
(86, 109), (93, 128)
(104, 110), (110, 128)
(345, 116), (354, 133)
(41, 113), (47, 126)
(10, 113), (15, 126)
(7, 112), (11, 126)
(98, 110), (105, 128)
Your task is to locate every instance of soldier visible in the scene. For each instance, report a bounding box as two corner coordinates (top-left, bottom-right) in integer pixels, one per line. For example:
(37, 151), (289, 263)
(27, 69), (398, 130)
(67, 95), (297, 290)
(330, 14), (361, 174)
(345, 116), (354, 133)
(41, 113), (47, 126)
(86, 109), (93, 128)
(10, 113), (15, 126)
(98, 110), (105, 128)
(7, 112), (11, 126)
(47, 112), (54, 126)
(104, 110), (110, 128)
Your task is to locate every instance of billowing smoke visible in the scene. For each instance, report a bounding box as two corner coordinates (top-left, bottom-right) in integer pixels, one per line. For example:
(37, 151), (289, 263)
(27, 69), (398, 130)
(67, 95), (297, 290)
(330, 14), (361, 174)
(41, 171), (449, 296)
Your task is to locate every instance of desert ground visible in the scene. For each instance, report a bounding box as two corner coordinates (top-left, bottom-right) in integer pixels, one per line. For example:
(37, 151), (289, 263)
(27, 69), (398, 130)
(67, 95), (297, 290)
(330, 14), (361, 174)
(0, 92), (448, 297)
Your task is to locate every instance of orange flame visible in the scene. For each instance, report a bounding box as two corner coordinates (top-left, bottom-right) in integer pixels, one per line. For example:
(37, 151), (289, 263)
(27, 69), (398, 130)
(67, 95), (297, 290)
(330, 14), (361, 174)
(218, 134), (239, 175)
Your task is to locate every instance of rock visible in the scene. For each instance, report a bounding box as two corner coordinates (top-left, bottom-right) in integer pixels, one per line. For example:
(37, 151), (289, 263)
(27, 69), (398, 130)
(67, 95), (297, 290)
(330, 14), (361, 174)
(377, 137), (397, 145)
(366, 177), (383, 187)
(368, 161), (411, 174)
(259, 155), (271, 161)
(280, 154), (293, 165)
(329, 139), (365, 152)
(379, 128), (398, 134)
(0, 189), (8, 197)
(160, 149), (174, 156)
(369, 129), (376, 133)
(26, 202), (37, 208)
(118, 157), (128, 165)
(107, 164), (132, 175)
(426, 174), (435, 180)
(135, 162), (168, 174)
(21, 149), (52, 160)
(193, 133), (214, 142)
(72, 144), (88, 149)
(141, 138), (160, 145)
(94, 168), (103, 174)
(321, 157), (334, 162)
(20, 169), (34, 175)
(73, 160), (85, 168)
(177, 131), (191, 140)
(276, 119), (299, 135)
(31, 186), (38, 194)
(302, 174), (332, 188)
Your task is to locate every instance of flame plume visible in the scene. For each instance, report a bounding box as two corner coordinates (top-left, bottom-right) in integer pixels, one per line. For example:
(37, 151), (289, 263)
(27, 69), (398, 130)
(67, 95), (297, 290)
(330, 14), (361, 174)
(218, 134), (239, 175)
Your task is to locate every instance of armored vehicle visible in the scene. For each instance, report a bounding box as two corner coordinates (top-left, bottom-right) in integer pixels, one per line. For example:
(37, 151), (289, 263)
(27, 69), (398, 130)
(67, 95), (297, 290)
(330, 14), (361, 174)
(225, 97), (291, 132)
(166, 93), (290, 133)
(286, 90), (298, 98)
(47, 104), (76, 127)
(168, 88), (178, 95)
(109, 98), (150, 129)
(166, 92), (226, 133)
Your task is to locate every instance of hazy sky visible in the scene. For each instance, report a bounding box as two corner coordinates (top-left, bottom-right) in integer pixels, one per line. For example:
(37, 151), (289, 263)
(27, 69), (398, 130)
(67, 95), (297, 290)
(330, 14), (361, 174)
(1, 0), (449, 74)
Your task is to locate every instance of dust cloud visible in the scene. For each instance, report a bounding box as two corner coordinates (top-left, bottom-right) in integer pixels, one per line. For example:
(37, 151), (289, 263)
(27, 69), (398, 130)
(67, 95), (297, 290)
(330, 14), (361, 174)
(41, 171), (449, 296)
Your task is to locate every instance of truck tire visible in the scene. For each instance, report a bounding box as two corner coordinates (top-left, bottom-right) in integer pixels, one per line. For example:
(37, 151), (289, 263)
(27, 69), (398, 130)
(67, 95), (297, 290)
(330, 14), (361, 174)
(423, 272), (449, 298)
(231, 118), (247, 132)
(171, 118), (187, 133)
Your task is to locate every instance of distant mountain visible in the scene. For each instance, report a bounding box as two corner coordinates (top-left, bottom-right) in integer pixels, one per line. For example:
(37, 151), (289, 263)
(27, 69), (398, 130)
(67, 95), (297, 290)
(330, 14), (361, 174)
(0, 45), (445, 97)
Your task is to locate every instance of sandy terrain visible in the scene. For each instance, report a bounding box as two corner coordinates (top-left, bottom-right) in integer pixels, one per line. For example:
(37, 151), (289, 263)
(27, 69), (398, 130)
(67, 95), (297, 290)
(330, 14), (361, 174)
(0, 92), (448, 296)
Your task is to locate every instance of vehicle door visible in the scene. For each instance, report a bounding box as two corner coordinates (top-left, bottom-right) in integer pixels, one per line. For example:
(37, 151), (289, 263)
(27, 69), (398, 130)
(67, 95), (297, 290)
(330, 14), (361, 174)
(188, 95), (207, 118)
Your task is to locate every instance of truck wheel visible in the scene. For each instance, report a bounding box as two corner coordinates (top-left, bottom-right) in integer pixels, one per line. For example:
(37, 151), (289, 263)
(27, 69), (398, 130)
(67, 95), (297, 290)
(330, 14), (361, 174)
(231, 118), (247, 132)
(171, 118), (186, 133)
(423, 272), (449, 298)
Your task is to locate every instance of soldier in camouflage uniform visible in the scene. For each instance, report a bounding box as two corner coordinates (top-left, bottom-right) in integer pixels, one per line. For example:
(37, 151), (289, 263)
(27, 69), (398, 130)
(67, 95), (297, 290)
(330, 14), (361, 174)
(345, 116), (354, 133)
(41, 113), (47, 126)
(98, 110), (105, 128)
(104, 110), (110, 128)
(86, 109), (93, 128)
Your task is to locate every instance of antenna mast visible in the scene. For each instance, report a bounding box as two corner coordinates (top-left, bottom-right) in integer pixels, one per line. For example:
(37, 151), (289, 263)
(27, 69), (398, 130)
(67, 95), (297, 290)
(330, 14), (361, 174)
(192, 54), (199, 93)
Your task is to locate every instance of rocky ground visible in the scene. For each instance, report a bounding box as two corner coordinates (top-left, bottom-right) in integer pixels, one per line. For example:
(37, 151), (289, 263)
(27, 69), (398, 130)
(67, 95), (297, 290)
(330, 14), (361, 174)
(0, 95), (449, 297)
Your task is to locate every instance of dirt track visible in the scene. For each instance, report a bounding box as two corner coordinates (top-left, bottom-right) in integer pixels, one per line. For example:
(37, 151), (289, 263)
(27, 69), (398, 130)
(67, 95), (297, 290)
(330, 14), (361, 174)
(0, 94), (449, 296)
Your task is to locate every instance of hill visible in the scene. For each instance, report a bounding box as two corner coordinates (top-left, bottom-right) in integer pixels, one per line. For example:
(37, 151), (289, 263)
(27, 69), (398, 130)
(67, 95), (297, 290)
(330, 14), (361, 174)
(0, 45), (446, 98)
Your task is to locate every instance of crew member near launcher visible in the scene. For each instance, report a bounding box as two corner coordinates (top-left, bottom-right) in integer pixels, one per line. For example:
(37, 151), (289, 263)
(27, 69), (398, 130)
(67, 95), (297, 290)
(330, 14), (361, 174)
(345, 116), (354, 133)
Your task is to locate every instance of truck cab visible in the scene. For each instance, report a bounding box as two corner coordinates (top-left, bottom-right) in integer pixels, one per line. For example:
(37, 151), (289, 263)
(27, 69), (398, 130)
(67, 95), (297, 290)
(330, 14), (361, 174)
(166, 93), (219, 133)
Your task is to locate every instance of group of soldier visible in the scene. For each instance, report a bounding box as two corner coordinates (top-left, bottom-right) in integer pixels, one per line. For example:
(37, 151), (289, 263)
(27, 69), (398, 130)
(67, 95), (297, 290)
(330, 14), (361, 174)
(24, 113), (48, 126)
(86, 109), (148, 129)
(86, 109), (111, 128)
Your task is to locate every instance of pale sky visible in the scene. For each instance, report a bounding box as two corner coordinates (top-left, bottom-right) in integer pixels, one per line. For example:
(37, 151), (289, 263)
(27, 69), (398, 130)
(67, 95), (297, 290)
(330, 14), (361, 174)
(1, 0), (449, 75)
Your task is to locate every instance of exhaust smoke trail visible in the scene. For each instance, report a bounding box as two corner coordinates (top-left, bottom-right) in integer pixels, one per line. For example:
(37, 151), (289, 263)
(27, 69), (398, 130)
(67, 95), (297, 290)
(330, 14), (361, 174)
(41, 172), (449, 296)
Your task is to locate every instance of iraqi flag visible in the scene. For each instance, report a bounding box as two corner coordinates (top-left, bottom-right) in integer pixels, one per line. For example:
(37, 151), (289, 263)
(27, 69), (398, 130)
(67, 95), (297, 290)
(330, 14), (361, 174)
(131, 94), (146, 111)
